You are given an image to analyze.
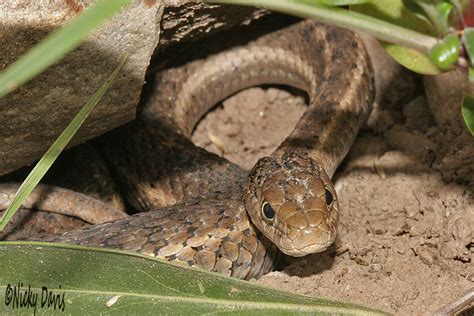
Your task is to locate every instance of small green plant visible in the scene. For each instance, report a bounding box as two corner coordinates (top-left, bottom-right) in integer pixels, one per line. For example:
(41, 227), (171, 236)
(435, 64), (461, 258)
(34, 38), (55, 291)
(207, 0), (474, 134)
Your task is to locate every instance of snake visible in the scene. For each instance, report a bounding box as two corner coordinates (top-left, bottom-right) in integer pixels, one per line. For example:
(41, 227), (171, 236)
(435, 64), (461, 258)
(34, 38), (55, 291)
(0, 20), (374, 280)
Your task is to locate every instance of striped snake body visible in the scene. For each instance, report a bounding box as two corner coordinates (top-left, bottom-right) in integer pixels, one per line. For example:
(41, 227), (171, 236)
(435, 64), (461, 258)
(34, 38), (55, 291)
(3, 20), (374, 280)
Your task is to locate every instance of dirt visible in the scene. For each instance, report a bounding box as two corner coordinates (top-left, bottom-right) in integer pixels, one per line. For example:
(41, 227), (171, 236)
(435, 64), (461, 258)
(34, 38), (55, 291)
(191, 83), (473, 314)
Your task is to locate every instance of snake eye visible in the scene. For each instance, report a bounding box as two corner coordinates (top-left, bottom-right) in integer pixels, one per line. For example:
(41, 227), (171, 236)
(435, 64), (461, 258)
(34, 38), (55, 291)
(261, 202), (275, 220)
(325, 189), (333, 205)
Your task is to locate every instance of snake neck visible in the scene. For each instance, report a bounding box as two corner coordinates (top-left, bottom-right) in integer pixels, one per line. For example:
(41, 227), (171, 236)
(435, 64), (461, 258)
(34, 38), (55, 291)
(271, 30), (374, 178)
(146, 21), (374, 178)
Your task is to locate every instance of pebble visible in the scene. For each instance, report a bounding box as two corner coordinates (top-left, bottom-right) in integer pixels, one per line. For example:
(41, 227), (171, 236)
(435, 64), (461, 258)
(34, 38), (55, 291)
(368, 263), (383, 273)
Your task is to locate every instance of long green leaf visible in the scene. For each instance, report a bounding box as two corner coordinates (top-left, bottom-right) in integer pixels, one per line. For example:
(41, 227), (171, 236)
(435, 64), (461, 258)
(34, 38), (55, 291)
(414, 0), (450, 35)
(0, 56), (128, 232)
(0, 242), (389, 315)
(461, 27), (474, 75)
(207, 0), (438, 53)
(0, 0), (132, 98)
(461, 94), (474, 135)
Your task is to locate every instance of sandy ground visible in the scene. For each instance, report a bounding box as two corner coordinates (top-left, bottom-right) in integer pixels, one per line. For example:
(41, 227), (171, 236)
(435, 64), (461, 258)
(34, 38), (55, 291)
(192, 84), (473, 315)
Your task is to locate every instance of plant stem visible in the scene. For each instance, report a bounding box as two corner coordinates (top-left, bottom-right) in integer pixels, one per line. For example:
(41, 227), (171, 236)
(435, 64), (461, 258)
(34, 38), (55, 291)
(207, 0), (438, 53)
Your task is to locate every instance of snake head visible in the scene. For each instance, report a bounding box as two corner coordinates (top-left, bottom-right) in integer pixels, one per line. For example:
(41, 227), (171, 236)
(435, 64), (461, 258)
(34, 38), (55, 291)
(245, 153), (339, 257)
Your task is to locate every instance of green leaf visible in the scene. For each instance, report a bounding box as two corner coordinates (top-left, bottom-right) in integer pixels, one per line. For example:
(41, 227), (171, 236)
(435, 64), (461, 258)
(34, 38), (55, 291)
(382, 42), (441, 74)
(0, 242), (389, 314)
(0, 0), (132, 98)
(437, 1), (453, 26)
(462, 28), (474, 66)
(429, 34), (460, 70)
(402, 0), (432, 23)
(469, 67), (474, 81)
(0, 56), (128, 232)
(461, 94), (474, 135)
(289, 0), (371, 5)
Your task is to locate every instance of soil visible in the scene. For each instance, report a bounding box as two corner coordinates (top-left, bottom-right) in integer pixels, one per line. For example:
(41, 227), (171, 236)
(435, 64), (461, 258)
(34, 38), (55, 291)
(191, 83), (473, 314)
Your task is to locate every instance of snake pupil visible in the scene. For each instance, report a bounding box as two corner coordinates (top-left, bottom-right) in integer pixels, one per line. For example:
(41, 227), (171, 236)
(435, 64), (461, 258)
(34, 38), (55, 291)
(325, 189), (333, 205)
(262, 202), (275, 220)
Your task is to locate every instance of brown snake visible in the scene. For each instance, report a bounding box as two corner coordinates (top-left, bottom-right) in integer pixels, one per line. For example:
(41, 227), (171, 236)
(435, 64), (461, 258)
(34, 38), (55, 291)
(0, 20), (374, 280)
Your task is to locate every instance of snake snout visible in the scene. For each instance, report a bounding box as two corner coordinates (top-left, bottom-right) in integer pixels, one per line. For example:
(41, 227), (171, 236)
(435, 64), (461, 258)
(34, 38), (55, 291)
(279, 205), (337, 257)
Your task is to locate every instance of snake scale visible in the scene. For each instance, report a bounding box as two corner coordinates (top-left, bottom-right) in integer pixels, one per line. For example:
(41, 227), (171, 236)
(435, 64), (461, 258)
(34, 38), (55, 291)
(1, 20), (374, 280)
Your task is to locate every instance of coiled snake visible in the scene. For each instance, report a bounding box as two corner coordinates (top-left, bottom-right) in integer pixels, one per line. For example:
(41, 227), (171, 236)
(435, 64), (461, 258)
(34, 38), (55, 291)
(0, 20), (374, 280)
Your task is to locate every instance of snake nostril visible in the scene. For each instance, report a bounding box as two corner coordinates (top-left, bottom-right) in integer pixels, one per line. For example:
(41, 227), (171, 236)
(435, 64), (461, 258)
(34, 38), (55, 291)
(325, 189), (333, 206)
(261, 201), (275, 220)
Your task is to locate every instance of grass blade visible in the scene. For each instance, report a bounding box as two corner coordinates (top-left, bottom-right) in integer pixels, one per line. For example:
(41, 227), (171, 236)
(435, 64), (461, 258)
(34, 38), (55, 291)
(0, 0), (132, 98)
(0, 56), (128, 232)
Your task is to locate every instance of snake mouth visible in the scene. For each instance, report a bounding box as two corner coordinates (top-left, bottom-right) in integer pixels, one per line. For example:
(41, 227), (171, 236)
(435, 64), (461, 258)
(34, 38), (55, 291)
(295, 237), (335, 256)
(277, 224), (337, 257)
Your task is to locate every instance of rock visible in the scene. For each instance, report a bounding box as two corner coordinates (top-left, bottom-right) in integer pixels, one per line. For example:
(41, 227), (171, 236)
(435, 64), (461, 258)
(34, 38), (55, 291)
(416, 247), (436, 266)
(423, 70), (474, 186)
(159, 2), (269, 48)
(368, 263), (383, 273)
(0, 0), (162, 175)
(0, 0), (269, 176)
(423, 68), (474, 135)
